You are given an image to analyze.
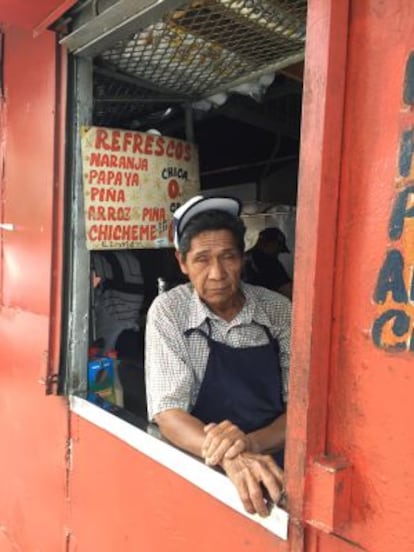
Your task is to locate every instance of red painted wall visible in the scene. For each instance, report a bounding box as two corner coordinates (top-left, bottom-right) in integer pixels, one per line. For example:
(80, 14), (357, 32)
(326, 2), (414, 551)
(283, 0), (414, 550)
(68, 415), (288, 552)
(0, 27), (68, 551)
(0, 0), (77, 30)
(2, 1), (414, 551)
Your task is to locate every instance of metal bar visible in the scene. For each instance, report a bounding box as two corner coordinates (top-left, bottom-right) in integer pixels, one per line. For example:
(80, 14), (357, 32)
(200, 155), (297, 176)
(95, 96), (185, 103)
(67, 0), (95, 17)
(184, 103), (194, 143)
(203, 52), (305, 100)
(33, 0), (79, 37)
(94, 63), (188, 98)
(257, 132), (282, 200)
(63, 56), (93, 395)
(60, 0), (186, 58)
(47, 41), (69, 394)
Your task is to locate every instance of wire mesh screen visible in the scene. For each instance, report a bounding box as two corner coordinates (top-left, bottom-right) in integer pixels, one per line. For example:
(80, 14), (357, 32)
(93, 72), (175, 126)
(99, 0), (306, 97)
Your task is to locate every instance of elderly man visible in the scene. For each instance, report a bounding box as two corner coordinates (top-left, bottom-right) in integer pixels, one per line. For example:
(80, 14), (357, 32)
(145, 195), (291, 517)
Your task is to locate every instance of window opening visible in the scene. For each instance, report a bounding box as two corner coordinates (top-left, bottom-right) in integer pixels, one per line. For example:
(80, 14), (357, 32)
(59, 0), (305, 532)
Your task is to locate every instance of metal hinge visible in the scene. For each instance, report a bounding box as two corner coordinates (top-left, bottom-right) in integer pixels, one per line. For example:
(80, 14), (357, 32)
(46, 372), (60, 395)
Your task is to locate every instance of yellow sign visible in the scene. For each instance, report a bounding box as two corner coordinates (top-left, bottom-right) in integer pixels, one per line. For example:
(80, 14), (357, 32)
(81, 126), (200, 249)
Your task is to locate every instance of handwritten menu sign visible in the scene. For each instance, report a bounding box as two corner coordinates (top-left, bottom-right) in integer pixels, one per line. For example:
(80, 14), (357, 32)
(81, 126), (200, 249)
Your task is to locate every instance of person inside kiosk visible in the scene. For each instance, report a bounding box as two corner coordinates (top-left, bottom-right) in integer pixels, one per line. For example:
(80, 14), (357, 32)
(145, 195), (291, 517)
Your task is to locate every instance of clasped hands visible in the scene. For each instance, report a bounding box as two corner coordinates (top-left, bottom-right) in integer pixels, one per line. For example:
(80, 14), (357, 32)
(201, 420), (284, 517)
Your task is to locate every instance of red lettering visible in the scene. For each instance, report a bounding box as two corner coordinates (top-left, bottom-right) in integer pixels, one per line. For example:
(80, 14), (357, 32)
(95, 128), (111, 150)
(144, 135), (154, 155)
(112, 130), (121, 151)
(88, 206), (131, 221)
(89, 170), (98, 184)
(133, 134), (144, 154)
(90, 187), (99, 201)
(122, 132), (133, 152)
(168, 220), (174, 243)
(89, 187), (125, 202)
(140, 225), (149, 240)
(88, 225), (98, 241)
(175, 142), (183, 160)
(88, 223), (157, 243)
(154, 136), (165, 156)
(90, 153), (100, 167)
(166, 140), (175, 158)
(142, 207), (167, 221)
(125, 173), (139, 187)
(168, 179), (179, 199)
(113, 225), (121, 240)
(131, 226), (139, 240)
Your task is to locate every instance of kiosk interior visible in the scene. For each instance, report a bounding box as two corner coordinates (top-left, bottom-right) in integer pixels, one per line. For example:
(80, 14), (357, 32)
(56, 1), (305, 524)
(84, 68), (303, 420)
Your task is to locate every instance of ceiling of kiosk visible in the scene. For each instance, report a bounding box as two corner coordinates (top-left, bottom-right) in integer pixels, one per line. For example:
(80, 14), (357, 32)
(59, 0), (306, 99)
(98, 0), (306, 98)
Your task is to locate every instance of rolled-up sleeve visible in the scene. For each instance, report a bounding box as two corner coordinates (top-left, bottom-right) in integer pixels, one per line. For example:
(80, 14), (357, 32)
(145, 295), (195, 421)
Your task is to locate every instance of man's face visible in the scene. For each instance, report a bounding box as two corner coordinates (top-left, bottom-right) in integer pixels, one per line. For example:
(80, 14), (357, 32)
(176, 229), (243, 310)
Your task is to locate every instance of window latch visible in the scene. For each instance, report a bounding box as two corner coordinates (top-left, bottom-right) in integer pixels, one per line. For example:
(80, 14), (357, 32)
(305, 455), (352, 533)
(46, 373), (60, 395)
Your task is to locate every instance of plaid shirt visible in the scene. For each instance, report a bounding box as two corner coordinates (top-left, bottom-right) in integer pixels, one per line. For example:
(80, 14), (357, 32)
(145, 282), (291, 421)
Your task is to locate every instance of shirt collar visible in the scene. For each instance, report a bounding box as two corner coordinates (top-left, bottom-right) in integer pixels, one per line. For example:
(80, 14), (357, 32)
(185, 282), (274, 331)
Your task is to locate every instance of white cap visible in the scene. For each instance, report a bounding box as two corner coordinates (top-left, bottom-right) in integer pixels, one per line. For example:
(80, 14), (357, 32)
(146, 128), (162, 135)
(173, 195), (242, 249)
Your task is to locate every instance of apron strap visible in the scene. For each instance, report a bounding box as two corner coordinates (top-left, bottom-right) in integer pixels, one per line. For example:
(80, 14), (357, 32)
(250, 321), (280, 357)
(184, 318), (213, 341)
(254, 325), (284, 410)
(185, 319), (280, 357)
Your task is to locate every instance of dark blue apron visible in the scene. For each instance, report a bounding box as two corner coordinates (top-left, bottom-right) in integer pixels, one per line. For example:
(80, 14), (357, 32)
(188, 319), (285, 466)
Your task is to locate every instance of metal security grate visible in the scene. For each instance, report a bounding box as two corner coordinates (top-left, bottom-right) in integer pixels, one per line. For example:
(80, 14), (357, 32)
(99, 0), (306, 98)
(93, 72), (176, 127)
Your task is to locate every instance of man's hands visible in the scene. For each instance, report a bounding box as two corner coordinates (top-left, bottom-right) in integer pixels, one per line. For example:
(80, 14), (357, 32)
(201, 420), (285, 518)
(202, 420), (251, 466)
(221, 452), (284, 517)
(155, 411), (285, 518)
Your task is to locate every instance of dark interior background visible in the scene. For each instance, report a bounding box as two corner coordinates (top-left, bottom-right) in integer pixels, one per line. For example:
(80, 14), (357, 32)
(92, 66), (303, 206)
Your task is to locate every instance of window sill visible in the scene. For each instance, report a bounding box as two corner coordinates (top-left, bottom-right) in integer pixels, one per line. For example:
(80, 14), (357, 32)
(69, 394), (289, 540)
